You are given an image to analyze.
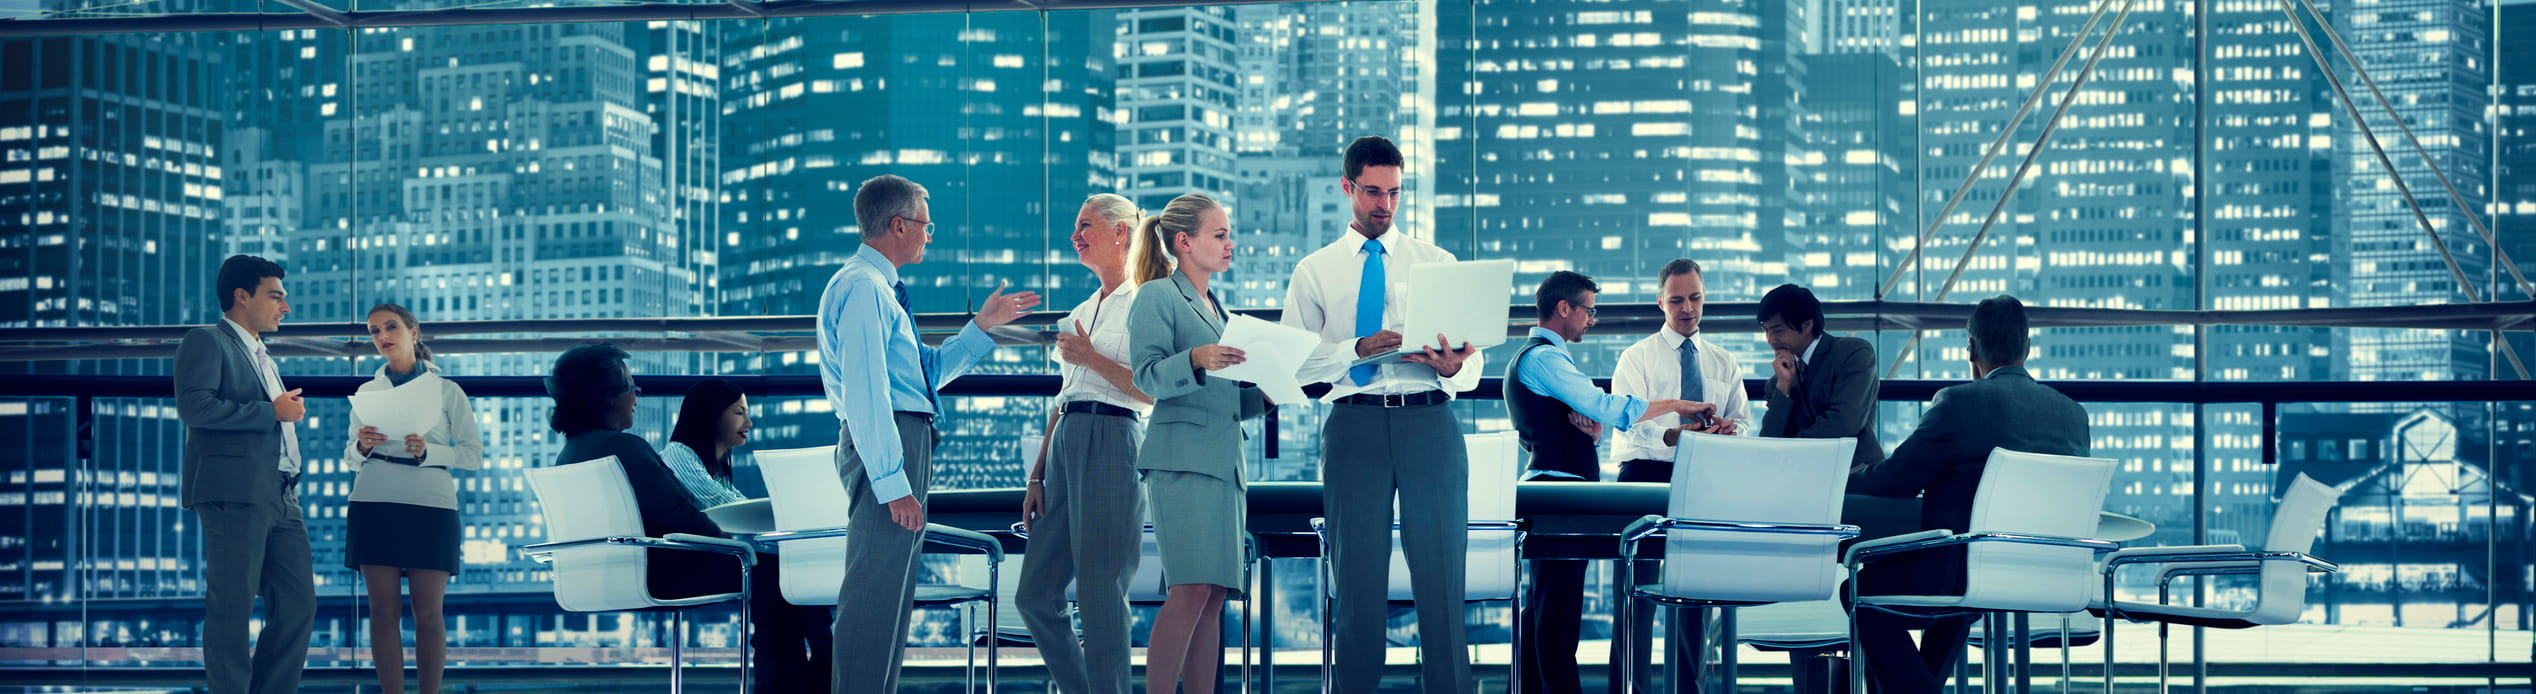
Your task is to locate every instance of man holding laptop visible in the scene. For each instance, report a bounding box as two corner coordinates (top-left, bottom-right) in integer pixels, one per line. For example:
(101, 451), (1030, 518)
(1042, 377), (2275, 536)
(1281, 135), (1488, 692)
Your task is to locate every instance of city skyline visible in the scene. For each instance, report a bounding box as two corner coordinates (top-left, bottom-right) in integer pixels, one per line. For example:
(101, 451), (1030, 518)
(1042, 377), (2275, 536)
(1, 0), (2528, 661)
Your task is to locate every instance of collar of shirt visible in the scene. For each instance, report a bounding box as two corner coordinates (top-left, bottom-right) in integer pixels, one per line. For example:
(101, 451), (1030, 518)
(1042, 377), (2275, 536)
(220, 317), (262, 351)
(373, 361), (441, 381)
(853, 243), (901, 288)
(1800, 335), (1821, 365)
(1657, 324), (1693, 351)
(1528, 326), (1569, 350)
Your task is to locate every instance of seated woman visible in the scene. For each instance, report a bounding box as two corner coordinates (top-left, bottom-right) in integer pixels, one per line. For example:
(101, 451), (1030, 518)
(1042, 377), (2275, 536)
(543, 343), (737, 600)
(662, 379), (834, 693)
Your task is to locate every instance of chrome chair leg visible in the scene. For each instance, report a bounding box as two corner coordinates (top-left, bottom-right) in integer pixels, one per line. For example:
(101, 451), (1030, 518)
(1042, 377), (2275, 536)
(669, 610), (686, 694)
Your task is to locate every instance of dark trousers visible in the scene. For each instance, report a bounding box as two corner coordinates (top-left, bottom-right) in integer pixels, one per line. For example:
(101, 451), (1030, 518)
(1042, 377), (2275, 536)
(196, 484), (316, 694)
(1848, 601), (1971, 694)
(1520, 472), (1590, 694)
(1615, 460), (1705, 693)
(748, 553), (834, 694)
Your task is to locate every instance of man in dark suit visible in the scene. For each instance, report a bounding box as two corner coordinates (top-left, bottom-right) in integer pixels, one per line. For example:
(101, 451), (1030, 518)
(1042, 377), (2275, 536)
(1757, 284), (1883, 469)
(173, 254), (315, 694)
(1843, 295), (2091, 694)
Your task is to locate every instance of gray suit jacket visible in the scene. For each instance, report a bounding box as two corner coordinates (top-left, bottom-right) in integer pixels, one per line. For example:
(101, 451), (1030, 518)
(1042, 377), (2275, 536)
(1847, 365), (2090, 594)
(1760, 333), (1884, 468)
(174, 324), (290, 509)
(1128, 272), (1268, 481)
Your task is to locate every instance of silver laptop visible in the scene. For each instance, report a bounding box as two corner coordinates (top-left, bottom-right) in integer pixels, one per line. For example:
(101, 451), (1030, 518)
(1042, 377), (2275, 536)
(1347, 258), (1518, 368)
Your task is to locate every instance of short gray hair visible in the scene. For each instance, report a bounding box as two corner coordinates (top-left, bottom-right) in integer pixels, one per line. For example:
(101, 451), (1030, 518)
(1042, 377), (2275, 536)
(854, 174), (928, 240)
(1655, 258), (1704, 286)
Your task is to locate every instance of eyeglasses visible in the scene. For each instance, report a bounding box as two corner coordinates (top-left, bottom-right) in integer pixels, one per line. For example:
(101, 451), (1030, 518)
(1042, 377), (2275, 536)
(896, 215), (935, 236)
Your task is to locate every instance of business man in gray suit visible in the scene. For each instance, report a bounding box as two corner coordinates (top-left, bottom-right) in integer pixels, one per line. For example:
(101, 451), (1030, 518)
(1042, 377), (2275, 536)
(1843, 295), (2090, 694)
(174, 254), (315, 694)
(1757, 284), (1884, 469)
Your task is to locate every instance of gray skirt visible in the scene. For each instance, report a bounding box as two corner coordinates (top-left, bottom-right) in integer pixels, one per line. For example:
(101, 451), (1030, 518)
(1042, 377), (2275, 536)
(1141, 467), (1246, 590)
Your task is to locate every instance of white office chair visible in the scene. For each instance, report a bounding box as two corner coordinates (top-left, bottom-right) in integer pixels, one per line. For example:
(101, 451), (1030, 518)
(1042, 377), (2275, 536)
(2096, 473), (2340, 693)
(521, 456), (758, 694)
(1004, 433), (1257, 691)
(752, 445), (1006, 693)
(1616, 433), (1862, 693)
(1311, 430), (1527, 692)
(1845, 448), (2119, 694)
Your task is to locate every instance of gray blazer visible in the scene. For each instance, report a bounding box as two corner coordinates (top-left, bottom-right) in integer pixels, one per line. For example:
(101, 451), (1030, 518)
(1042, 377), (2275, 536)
(1128, 272), (1268, 481)
(1760, 333), (1884, 468)
(173, 324), (290, 509)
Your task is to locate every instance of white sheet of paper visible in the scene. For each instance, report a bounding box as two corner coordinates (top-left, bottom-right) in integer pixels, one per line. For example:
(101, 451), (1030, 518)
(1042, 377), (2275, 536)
(347, 380), (443, 443)
(1213, 314), (1321, 406)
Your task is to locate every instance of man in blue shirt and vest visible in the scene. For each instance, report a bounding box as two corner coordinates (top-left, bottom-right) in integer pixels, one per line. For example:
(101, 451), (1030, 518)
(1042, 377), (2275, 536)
(1504, 270), (1712, 694)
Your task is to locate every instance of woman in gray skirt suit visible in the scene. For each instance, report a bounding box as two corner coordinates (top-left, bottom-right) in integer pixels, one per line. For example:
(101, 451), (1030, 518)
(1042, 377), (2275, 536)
(1015, 193), (1155, 694)
(344, 302), (483, 694)
(1126, 192), (1269, 694)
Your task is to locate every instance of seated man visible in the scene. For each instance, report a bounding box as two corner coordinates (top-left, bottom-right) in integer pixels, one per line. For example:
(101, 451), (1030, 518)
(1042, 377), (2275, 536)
(1843, 295), (2090, 694)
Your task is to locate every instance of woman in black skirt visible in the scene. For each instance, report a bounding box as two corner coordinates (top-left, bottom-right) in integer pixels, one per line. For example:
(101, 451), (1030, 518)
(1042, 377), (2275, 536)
(344, 302), (483, 694)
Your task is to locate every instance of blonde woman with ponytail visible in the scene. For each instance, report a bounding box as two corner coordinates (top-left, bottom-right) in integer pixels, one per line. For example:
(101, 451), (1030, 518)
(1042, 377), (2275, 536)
(1124, 193), (1268, 694)
(345, 302), (483, 694)
(1015, 193), (1158, 694)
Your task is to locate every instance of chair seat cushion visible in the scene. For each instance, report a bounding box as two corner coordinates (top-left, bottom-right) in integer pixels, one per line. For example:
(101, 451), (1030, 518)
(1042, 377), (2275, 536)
(1733, 600), (1851, 650)
(914, 584), (992, 607)
(647, 592), (745, 609)
(2101, 601), (2265, 629)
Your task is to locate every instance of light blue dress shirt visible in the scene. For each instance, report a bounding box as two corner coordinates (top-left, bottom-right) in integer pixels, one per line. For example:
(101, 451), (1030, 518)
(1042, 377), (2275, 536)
(1514, 326), (1647, 431)
(817, 244), (996, 503)
(659, 441), (748, 509)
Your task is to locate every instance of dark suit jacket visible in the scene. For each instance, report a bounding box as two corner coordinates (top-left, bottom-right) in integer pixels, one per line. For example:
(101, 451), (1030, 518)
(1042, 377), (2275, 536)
(1761, 334), (1884, 468)
(1128, 272), (1269, 482)
(556, 429), (737, 600)
(173, 324), (291, 509)
(1846, 365), (2090, 595)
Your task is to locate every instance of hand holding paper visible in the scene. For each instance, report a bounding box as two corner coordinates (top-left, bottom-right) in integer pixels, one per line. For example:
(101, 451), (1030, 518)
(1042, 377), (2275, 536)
(1213, 315), (1321, 405)
(347, 381), (442, 446)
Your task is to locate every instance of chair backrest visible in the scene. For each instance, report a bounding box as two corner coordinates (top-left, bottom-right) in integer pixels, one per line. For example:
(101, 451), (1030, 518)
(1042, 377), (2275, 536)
(2247, 473), (2340, 625)
(524, 457), (656, 612)
(756, 445), (851, 606)
(1660, 433), (1856, 602)
(1960, 447), (2117, 612)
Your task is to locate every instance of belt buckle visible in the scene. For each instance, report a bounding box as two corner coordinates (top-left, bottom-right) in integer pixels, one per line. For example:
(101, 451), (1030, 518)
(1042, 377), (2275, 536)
(1383, 392), (1409, 408)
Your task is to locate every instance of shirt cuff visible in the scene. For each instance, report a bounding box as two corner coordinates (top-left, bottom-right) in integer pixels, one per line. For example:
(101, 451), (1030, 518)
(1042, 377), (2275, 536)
(421, 442), (459, 468)
(1611, 397), (1649, 433)
(870, 470), (914, 504)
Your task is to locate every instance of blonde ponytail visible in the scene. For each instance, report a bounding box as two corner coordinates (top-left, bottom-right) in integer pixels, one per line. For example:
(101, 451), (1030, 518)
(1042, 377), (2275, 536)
(1128, 213), (1176, 286)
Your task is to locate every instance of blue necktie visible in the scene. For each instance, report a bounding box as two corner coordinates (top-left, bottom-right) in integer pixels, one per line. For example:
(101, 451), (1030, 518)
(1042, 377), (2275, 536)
(1351, 238), (1386, 386)
(895, 282), (940, 412)
(1679, 338), (1703, 402)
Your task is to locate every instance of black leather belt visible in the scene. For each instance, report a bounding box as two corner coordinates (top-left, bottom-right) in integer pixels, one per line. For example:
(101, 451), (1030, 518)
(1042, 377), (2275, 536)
(1333, 390), (1449, 408)
(893, 410), (936, 422)
(1061, 401), (1139, 418)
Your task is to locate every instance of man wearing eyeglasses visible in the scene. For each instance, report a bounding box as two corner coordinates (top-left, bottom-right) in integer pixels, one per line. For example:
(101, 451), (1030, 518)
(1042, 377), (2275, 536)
(817, 174), (1040, 693)
(1503, 270), (1713, 694)
(1279, 135), (1482, 692)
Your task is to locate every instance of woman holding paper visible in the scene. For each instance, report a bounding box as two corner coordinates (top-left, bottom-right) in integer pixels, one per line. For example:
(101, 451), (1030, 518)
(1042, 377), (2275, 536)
(1015, 193), (1155, 694)
(1125, 192), (1268, 694)
(344, 302), (482, 694)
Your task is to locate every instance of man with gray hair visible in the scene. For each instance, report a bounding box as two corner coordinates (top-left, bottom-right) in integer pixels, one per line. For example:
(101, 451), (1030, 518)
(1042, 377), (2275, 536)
(818, 174), (1040, 692)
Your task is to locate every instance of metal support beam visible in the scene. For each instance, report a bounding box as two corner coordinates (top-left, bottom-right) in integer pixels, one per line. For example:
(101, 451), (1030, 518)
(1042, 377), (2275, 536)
(271, 0), (349, 27)
(723, 0), (770, 18)
(0, 0), (1346, 36)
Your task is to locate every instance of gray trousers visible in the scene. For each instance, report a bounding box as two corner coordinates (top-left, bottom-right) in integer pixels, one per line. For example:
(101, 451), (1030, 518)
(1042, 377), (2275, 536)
(195, 483), (316, 694)
(830, 414), (936, 694)
(1015, 412), (1144, 694)
(1324, 401), (1473, 692)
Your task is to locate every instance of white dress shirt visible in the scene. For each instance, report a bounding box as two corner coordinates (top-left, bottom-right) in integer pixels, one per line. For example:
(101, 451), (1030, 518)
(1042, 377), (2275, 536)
(223, 318), (299, 474)
(1611, 325), (1754, 464)
(1279, 227), (1487, 400)
(1052, 282), (1152, 414)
